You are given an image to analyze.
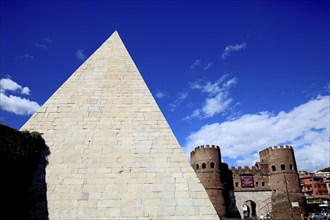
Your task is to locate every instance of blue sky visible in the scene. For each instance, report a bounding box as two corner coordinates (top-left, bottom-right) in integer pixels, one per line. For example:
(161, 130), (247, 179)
(1, 0), (329, 172)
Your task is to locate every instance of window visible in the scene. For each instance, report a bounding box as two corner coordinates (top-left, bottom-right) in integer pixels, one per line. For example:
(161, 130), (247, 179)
(272, 165), (276, 171)
(202, 163), (206, 169)
(262, 182), (265, 186)
(256, 182), (259, 187)
(235, 182), (239, 187)
(289, 164), (293, 170)
(210, 162), (215, 168)
(196, 164), (199, 170)
(281, 164), (285, 170)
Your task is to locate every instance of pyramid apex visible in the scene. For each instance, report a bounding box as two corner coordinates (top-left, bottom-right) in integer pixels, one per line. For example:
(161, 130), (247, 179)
(105, 30), (123, 44)
(108, 30), (120, 38)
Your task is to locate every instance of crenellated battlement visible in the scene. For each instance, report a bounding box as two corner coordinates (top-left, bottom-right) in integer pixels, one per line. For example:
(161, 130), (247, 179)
(259, 145), (293, 158)
(230, 165), (261, 175)
(260, 145), (292, 153)
(190, 145), (220, 155)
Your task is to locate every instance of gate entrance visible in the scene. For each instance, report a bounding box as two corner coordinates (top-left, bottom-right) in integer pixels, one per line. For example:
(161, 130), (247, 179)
(243, 200), (256, 219)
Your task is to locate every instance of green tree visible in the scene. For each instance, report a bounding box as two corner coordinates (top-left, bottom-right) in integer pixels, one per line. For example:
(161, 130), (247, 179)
(318, 167), (330, 172)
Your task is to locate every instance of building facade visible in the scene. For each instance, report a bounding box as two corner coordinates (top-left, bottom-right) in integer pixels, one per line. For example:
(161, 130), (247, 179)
(300, 171), (330, 213)
(300, 172), (329, 198)
(191, 145), (305, 219)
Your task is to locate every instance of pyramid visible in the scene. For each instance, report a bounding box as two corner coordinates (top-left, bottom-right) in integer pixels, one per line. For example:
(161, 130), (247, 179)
(21, 31), (218, 219)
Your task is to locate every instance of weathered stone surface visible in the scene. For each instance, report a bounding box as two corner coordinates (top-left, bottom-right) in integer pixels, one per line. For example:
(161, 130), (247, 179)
(21, 31), (219, 219)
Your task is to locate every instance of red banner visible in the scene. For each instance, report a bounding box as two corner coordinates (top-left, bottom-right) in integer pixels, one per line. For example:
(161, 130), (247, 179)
(240, 176), (254, 187)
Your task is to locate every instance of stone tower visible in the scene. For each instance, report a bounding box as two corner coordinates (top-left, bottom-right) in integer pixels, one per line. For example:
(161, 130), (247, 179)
(21, 31), (219, 219)
(190, 145), (227, 218)
(259, 146), (305, 219)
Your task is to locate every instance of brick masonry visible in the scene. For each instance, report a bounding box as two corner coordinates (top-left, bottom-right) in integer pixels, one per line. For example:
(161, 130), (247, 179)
(191, 145), (305, 219)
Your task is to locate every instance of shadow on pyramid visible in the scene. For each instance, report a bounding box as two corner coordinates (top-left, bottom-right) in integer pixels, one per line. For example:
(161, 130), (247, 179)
(22, 31), (219, 219)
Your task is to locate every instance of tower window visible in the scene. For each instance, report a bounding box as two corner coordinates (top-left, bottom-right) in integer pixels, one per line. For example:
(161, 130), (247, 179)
(272, 165), (276, 171)
(281, 164), (285, 170)
(196, 164), (199, 170)
(235, 182), (239, 187)
(256, 182), (259, 187)
(289, 164), (293, 170)
(202, 163), (206, 169)
(210, 162), (215, 168)
(262, 182), (265, 186)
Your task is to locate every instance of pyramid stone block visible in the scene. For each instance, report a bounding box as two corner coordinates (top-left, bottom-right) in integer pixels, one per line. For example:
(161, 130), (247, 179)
(22, 31), (219, 219)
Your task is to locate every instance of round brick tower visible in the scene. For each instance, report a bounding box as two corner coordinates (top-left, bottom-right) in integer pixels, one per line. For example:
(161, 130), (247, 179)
(259, 146), (305, 219)
(190, 145), (227, 218)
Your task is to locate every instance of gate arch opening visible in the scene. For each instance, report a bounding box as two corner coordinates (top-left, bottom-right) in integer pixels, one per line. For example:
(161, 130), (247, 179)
(243, 200), (257, 219)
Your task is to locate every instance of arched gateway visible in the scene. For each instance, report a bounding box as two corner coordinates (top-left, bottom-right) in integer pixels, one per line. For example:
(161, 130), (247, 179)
(234, 191), (272, 218)
(243, 200), (256, 218)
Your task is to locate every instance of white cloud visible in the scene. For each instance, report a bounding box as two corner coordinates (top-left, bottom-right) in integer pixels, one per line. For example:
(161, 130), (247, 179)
(186, 75), (237, 119)
(155, 91), (166, 99)
(0, 78), (23, 92)
(20, 54), (34, 59)
(0, 78), (31, 95)
(190, 59), (201, 69)
(35, 43), (48, 50)
(189, 109), (201, 119)
(75, 49), (86, 60)
(169, 92), (189, 112)
(0, 77), (40, 115)
(202, 93), (233, 118)
(203, 62), (214, 71)
(221, 42), (247, 60)
(0, 93), (40, 115)
(184, 95), (330, 172)
(21, 87), (31, 95)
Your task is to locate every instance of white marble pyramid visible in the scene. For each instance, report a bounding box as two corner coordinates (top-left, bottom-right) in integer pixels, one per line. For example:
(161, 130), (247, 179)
(22, 31), (218, 219)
